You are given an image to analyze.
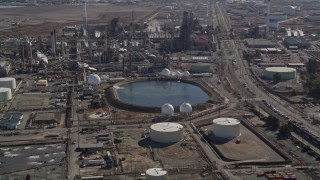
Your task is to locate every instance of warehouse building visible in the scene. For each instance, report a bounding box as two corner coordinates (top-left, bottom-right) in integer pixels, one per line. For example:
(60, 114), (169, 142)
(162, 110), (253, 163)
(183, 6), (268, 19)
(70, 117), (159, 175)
(0, 112), (23, 130)
(245, 39), (276, 48)
(283, 37), (310, 49)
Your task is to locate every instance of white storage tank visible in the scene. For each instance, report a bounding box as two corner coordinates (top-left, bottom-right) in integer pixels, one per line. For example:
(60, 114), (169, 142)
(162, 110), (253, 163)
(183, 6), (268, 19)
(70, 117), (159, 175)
(180, 102), (192, 114)
(150, 122), (183, 143)
(146, 168), (168, 180)
(161, 103), (174, 116)
(0, 87), (12, 102)
(88, 74), (101, 85)
(0, 77), (16, 89)
(182, 71), (191, 77)
(212, 118), (240, 139)
(264, 67), (296, 80)
(161, 68), (170, 77)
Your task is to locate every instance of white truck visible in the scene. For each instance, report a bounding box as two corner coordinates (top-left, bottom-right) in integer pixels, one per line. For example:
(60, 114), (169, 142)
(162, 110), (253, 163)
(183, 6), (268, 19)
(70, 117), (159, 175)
(83, 159), (106, 167)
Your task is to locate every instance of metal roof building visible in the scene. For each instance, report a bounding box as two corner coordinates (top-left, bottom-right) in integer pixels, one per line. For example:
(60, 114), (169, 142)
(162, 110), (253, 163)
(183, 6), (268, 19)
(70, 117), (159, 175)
(283, 37), (310, 49)
(245, 39), (276, 48)
(0, 112), (23, 130)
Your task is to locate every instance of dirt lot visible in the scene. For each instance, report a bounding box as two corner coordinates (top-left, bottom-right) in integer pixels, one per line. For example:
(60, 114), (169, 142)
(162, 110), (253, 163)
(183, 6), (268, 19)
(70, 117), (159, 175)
(0, 4), (160, 37)
(206, 124), (285, 162)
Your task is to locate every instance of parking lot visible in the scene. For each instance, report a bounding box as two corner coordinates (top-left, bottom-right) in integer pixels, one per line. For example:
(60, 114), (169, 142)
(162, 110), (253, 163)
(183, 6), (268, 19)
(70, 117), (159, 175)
(0, 144), (65, 174)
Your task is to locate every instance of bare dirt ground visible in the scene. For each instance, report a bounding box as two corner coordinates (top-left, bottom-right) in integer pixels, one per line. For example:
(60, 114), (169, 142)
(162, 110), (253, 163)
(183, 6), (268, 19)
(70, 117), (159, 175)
(207, 124), (285, 162)
(0, 4), (160, 37)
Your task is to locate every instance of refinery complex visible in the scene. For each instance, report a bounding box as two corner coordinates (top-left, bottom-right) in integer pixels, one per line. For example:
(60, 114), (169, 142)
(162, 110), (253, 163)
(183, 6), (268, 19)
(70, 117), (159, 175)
(1, 0), (320, 180)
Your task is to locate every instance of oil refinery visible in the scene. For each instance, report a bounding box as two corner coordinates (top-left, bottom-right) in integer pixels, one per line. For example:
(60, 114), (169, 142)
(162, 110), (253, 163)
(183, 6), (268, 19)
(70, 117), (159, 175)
(0, 0), (320, 180)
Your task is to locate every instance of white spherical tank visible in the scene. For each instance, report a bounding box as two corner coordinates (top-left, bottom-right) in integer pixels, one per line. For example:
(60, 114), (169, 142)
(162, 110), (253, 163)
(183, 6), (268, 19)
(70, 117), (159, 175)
(176, 70), (182, 77)
(0, 77), (16, 89)
(101, 75), (110, 81)
(180, 102), (192, 114)
(161, 103), (174, 116)
(87, 74), (101, 85)
(161, 68), (170, 76)
(0, 87), (12, 102)
(212, 118), (240, 139)
(183, 71), (190, 77)
(150, 122), (183, 143)
(146, 168), (168, 180)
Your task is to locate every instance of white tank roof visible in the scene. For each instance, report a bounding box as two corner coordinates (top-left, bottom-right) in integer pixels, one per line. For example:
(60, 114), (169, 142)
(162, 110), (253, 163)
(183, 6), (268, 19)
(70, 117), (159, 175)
(88, 74), (101, 85)
(180, 102), (192, 113)
(151, 122), (183, 132)
(212, 118), (240, 125)
(265, 67), (296, 73)
(161, 68), (171, 76)
(0, 77), (16, 89)
(161, 103), (174, 115)
(0, 77), (15, 81)
(146, 168), (167, 180)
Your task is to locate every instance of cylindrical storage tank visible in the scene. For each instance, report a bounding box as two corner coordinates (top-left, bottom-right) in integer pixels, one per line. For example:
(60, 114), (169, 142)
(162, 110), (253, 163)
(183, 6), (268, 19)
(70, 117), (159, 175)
(161, 103), (174, 116)
(263, 67), (296, 80)
(0, 87), (12, 102)
(212, 118), (240, 139)
(180, 102), (192, 114)
(146, 168), (168, 180)
(0, 77), (16, 89)
(150, 122), (183, 143)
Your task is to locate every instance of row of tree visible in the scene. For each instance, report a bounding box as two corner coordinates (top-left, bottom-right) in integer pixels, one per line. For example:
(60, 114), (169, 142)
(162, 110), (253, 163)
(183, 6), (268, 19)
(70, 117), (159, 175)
(306, 58), (320, 95)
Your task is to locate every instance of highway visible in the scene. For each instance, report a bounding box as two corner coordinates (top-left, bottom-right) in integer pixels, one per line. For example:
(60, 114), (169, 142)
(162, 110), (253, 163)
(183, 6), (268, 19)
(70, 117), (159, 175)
(212, 1), (320, 150)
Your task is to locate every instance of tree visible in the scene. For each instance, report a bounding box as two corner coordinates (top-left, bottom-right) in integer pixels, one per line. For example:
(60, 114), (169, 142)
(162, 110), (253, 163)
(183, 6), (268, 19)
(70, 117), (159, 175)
(273, 73), (281, 82)
(306, 58), (320, 75)
(265, 116), (280, 129)
(290, 90), (297, 96)
(279, 125), (291, 137)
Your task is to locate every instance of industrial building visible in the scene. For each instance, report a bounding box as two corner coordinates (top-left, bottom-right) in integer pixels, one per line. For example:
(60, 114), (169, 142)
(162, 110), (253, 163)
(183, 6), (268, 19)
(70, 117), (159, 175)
(146, 168), (168, 180)
(36, 79), (48, 89)
(0, 60), (11, 77)
(32, 112), (61, 127)
(190, 65), (211, 73)
(150, 122), (184, 144)
(212, 118), (240, 139)
(283, 37), (310, 49)
(283, 6), (298, 16)
(264, 67), (296, 80)
(308, 13), (320, 21)
(244, 39), (276, 48)
(0, 112), (23, 130)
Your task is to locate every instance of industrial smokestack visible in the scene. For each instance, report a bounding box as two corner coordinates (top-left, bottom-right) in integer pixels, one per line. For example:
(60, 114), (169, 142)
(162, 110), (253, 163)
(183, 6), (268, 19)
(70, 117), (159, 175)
(54, 29), (57, 55)
(266, 0), (271, 38)
(83, 2), (88, 30)
(51, 31), (56, 55)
